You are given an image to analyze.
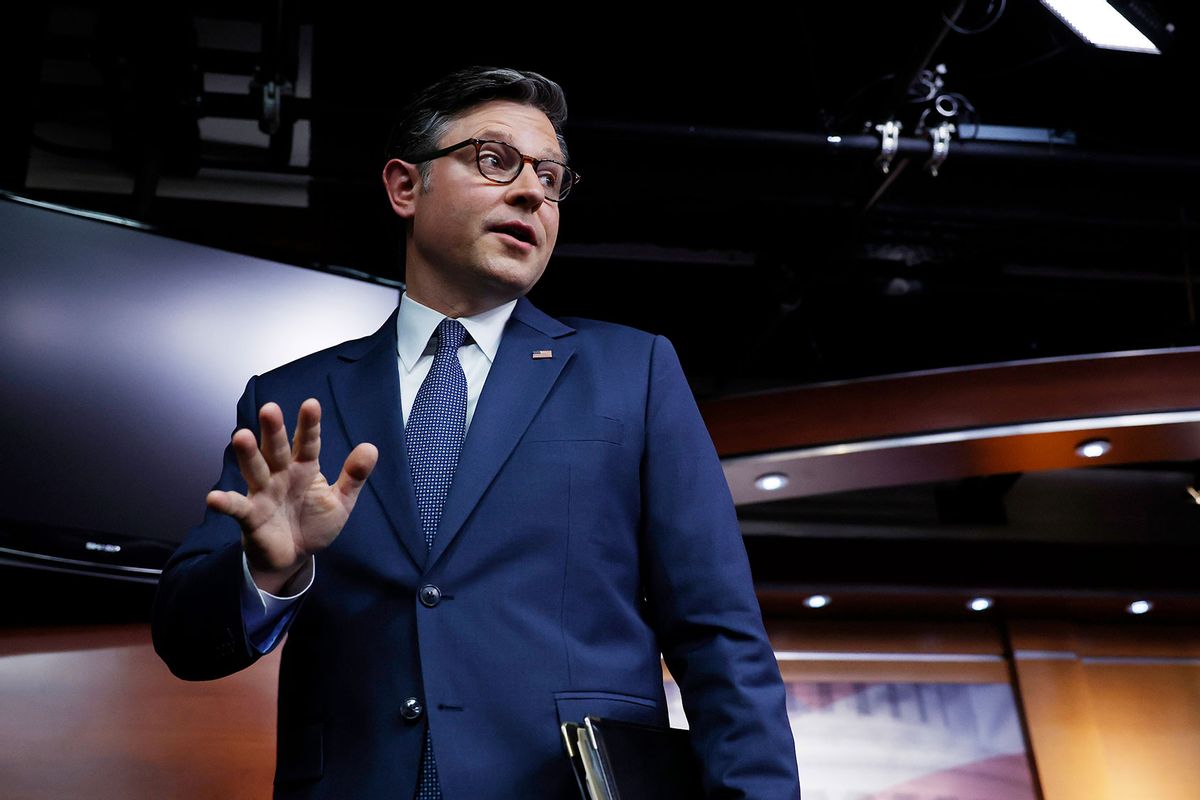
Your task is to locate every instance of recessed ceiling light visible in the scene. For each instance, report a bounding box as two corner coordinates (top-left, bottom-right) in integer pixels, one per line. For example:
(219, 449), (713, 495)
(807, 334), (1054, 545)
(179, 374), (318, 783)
(755, 473), (789, 491)
(1076, 438), (1111, 458)
(1127, 599), (1152, 615)
(804, 594), (830, 609)
(968, 597), (994, 612)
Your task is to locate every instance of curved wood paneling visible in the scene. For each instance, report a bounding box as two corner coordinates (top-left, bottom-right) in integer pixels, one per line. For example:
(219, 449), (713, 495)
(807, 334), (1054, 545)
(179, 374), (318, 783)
(701, 349), (1200, 501)
(702, 348), (1200, 454)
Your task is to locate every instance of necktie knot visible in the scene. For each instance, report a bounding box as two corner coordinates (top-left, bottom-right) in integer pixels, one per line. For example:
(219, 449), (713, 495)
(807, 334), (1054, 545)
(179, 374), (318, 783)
(436, 318), (467, 354)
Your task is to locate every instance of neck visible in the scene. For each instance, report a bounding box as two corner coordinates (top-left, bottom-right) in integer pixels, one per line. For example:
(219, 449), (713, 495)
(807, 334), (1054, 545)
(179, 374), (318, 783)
(403, 245), (521, 318)
(403, 282), (514, 319)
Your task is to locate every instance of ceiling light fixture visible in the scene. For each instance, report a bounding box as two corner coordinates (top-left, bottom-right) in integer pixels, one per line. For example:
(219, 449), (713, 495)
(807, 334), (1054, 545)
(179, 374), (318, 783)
(1039, 0), (1162, 54)
(968, 597), (994, 612)
(754, 473), (789, 492)
(804, 594), (830, 609)
(1075, 438), (1111, 458)
(1127, 599), (1152, 615)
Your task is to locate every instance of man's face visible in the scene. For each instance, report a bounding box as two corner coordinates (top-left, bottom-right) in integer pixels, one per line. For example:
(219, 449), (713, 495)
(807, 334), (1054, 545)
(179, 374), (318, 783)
(406, 100), (562, 310)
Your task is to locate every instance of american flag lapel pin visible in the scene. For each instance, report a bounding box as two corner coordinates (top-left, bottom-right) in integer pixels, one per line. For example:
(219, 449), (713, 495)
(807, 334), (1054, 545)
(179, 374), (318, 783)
(531, 349), (553, 359)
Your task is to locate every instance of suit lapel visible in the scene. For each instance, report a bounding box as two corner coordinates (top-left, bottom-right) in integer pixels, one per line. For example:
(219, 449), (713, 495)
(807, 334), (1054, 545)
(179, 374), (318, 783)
(327, 309), (427, 571)
(426, 297), (576, 570)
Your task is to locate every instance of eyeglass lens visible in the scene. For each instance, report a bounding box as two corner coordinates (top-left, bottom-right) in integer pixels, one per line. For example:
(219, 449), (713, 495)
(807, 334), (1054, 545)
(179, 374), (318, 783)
(476, 141), (572, 200)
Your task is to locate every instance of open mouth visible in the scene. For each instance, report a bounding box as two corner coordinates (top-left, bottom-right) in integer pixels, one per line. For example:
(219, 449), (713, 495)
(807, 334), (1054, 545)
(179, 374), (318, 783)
(489, 221), (537, 246)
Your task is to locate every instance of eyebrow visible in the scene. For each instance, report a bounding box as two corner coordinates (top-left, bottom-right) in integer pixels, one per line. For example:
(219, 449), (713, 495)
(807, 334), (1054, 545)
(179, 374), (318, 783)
(475, 129), (564, 163)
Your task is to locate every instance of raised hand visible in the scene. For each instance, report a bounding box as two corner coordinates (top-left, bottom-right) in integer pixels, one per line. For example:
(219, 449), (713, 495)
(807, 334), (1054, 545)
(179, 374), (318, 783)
(206, 398), (378, 595)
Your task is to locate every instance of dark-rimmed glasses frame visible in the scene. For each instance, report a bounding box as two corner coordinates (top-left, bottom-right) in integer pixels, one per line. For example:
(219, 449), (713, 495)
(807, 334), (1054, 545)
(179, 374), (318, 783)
(405, 138), (580, 202)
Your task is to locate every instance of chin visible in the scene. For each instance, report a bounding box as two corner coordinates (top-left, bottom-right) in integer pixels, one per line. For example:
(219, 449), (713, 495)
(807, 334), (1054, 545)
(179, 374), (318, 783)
(481, 265), (547, 298)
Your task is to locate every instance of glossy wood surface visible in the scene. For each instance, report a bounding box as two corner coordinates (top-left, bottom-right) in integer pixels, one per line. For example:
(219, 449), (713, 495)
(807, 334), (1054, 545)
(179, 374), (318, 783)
(5, 619), (1198, 800)
(0, 624), (278, 800)
(701, 349), (1200, 455)
(1012, 621), (1200, 800)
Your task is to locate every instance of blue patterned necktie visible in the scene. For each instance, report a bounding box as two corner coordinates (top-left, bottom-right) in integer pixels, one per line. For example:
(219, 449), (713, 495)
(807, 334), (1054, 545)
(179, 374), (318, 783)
(407, 317), (468, 800)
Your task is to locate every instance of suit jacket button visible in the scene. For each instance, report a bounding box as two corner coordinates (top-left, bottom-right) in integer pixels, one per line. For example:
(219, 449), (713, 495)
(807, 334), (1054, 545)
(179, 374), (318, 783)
(401, 697), (424, 721)
(419, 584), (442, 608)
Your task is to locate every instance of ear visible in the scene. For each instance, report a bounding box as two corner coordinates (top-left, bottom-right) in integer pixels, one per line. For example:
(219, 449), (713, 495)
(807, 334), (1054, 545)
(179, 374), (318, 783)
(382, 158), (421, 220)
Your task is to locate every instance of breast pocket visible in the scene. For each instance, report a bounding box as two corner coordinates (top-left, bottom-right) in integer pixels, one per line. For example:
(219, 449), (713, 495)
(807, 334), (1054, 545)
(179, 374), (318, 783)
(523, 414), (624, 445)
(510, 412), (638, 570)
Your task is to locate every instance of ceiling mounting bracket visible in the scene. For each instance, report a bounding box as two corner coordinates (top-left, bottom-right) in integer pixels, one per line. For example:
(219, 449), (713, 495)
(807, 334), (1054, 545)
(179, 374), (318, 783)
(925, 121), (955, 177)
(874, 120), (902, 174)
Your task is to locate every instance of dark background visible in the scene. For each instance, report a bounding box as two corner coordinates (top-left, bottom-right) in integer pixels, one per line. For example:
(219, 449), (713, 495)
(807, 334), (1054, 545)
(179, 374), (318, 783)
(3, 1), (1198, 623)
(5, 2), (1199, 390)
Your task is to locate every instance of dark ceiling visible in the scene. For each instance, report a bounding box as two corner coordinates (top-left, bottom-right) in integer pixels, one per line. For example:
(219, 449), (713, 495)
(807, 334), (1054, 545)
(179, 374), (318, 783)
(6, 1), (1200, 396)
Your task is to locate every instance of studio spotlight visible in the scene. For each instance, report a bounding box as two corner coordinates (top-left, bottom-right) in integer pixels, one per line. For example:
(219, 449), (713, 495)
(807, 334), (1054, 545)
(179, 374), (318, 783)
(1040, 0), (1167, 54)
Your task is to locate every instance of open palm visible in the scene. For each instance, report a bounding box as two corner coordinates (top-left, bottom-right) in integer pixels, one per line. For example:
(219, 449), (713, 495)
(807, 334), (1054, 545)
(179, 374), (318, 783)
(206, 398), (378, 594)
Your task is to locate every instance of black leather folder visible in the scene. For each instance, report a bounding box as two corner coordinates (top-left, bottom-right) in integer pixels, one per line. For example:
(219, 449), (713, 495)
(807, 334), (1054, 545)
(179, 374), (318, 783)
(560, 716), (704, 800)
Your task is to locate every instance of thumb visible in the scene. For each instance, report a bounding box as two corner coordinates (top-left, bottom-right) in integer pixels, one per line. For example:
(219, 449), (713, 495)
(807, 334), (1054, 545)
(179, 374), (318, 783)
(333, 442), (379, 510)
(207, 489), (253, 524)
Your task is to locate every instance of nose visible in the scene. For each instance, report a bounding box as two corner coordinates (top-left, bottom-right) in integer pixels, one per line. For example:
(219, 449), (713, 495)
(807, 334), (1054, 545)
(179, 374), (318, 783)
(503, 159), (547, 211)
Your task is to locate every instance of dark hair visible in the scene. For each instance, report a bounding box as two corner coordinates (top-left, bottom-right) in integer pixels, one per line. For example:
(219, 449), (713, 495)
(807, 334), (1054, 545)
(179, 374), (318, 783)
(386, 66), (569, 187)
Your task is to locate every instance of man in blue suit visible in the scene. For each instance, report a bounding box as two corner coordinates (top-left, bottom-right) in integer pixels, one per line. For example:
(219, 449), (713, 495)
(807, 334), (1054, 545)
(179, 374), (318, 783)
(152, 67), (800, 799)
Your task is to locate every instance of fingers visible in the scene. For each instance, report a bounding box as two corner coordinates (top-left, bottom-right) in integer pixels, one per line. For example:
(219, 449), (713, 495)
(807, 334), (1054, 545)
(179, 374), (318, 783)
(241, 399), (322, 485)
(231, 428), (270, 491)
(206, 488), (253, 523)
(258, 402), (292, 473)
(333, 442), (379, 509)
(292, 398), (322, 463)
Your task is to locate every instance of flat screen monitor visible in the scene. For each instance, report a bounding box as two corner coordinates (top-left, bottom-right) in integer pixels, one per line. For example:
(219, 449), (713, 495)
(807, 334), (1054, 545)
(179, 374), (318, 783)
(0, 195), (400, 580)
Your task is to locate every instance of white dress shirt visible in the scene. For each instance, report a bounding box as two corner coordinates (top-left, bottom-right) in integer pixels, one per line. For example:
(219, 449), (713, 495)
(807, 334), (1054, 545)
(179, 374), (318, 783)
(240, 292), (518, 652)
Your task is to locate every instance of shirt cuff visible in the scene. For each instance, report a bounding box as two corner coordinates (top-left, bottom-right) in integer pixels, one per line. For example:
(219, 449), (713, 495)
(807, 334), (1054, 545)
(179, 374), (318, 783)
(240, 552), (315, 653)
(242, 552), (316, 607)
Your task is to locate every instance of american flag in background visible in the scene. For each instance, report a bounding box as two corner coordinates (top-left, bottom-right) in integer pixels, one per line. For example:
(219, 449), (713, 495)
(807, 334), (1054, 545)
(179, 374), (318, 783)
(664, 679), (1035, 800)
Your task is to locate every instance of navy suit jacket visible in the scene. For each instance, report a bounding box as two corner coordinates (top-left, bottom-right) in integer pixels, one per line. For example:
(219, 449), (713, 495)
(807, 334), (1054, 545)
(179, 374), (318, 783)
(152, 297), (800, 799)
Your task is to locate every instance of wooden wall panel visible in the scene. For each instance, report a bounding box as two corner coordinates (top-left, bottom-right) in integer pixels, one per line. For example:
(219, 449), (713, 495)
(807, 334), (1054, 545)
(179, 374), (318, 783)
(1080, 663), (1200, 800)
(0, 624), (279, 800)
(1012, 622), (1200, 800)
(773, 660), (1010, 683)
(6, 618), (1198, 800)
(701, 349), (1200, 456)
(1013, 657), (1114, 800)
(764, 619), (1005, 655)
(761, 620), (1011, 683)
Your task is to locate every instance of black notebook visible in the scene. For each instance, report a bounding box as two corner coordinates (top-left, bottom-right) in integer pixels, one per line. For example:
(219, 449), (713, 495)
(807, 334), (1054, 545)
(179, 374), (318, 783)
(560, 716), (704, 800)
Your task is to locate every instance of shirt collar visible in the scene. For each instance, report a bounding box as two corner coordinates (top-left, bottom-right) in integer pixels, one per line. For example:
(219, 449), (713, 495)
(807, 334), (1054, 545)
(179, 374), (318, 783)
(396, 291), (518, 373)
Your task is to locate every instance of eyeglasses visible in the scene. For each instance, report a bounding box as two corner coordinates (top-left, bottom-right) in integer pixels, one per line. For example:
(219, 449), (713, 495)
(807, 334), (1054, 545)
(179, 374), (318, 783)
(407, 138), (580, 202)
